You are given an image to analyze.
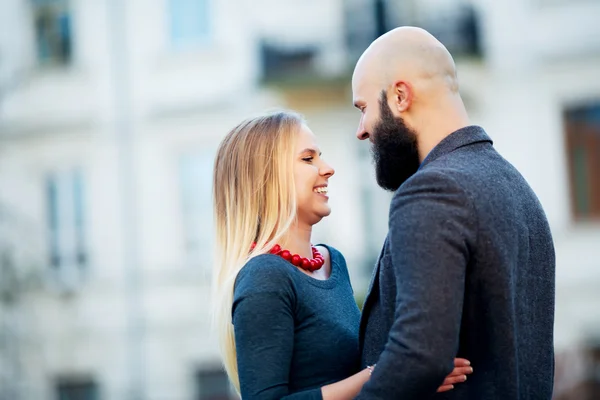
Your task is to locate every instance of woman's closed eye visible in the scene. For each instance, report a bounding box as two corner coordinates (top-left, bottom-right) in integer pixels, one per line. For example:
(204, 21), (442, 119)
(302, 157), (314, 163)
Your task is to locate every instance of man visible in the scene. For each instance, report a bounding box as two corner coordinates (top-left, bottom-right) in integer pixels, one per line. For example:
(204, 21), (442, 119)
(353, 27), (555, 399)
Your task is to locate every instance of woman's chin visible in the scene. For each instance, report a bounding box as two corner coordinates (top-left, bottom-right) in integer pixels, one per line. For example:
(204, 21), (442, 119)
(317, 207), (332, 219)
(297, 206), (332, 227)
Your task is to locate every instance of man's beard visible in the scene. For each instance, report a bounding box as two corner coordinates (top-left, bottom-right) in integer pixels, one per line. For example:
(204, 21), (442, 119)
(370, 92), (421, 192)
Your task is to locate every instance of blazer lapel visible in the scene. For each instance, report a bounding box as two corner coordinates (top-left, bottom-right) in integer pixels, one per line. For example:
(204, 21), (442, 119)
(359, 236), (387, 349)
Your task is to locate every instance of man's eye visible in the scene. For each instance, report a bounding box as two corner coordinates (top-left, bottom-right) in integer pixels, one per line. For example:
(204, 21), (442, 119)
(302, 157), (313, 162)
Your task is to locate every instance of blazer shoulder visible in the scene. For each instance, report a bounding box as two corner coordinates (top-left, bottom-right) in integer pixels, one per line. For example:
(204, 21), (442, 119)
(394, 167), (471, 200)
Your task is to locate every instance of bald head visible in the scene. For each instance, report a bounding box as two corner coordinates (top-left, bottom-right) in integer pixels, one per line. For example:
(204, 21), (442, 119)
(353, 26), (459, 98)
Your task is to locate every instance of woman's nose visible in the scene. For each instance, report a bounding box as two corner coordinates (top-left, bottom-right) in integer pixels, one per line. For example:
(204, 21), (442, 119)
(320, 161), (335, 178)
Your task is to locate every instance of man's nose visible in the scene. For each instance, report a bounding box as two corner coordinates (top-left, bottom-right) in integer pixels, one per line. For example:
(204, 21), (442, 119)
(356, 128), (369, 140)
(356, 117), (369, 140)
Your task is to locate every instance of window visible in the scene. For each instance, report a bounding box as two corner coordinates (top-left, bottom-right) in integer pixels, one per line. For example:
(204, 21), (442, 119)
(46, 169), (87, 271)
(56, 378), (98, 400)
(260, 42), (317, 82)
(421, 5), (482, 58)
(564, 103), (600, 220)
(195, 367), (233, 400)
(56, 380), (97, 400)
(169, 0), (211, 48)
(32, 0), (72, 65)
(179, 153), (213, 269)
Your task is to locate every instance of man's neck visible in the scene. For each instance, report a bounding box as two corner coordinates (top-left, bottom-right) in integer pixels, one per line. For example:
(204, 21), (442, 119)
(417, 99), (470, 162)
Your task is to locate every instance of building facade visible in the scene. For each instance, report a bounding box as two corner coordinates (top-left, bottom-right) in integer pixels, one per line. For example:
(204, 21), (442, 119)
(1, 0), (599, 399)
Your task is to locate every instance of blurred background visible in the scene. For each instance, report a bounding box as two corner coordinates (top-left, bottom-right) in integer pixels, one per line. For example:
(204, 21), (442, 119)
(0, 0), (599, 399)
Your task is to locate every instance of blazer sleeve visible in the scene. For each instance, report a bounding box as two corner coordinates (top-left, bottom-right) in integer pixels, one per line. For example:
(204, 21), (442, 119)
(356, 170), (477, 399)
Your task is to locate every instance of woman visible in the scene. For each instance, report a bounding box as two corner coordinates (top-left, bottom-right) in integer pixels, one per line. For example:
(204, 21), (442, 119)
(212, 111), (472, 399)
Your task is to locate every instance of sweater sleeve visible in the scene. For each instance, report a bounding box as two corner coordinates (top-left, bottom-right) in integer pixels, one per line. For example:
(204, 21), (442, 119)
(233, 256), (323, 400)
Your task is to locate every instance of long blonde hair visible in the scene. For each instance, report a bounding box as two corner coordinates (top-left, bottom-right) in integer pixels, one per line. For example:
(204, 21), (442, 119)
(212, 110), (304, 391)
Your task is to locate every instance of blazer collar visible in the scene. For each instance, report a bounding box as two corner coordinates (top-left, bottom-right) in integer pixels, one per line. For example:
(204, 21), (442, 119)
(419, 125), (492, 170)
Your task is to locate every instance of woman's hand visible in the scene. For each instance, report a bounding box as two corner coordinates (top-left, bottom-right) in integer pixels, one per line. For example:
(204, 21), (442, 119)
(437, 358), (473, 393)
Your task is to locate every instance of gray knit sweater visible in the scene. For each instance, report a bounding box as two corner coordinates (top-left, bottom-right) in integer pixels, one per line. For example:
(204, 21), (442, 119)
(233, 245), (360, 400)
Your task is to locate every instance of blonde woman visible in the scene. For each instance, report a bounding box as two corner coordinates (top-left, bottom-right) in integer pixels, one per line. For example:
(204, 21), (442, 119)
(212, 111), (472, 399)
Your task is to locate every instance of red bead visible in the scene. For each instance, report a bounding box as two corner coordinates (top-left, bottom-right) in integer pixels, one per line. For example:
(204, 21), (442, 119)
(301, 258), (311, 270)
(280, 250), (292, 261)
(268, 244), (325, 271)
(291, 254), (301, 266)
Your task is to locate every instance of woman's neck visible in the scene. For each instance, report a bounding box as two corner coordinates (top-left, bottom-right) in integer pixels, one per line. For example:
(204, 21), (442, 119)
(279, 223), (313, 259)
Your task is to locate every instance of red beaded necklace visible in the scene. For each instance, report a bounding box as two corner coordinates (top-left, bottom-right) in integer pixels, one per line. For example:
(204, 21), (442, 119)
(251, 243), (325, 272)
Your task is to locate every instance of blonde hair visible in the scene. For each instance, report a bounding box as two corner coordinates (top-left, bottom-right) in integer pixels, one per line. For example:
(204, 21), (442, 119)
(211, 110), (304, 391)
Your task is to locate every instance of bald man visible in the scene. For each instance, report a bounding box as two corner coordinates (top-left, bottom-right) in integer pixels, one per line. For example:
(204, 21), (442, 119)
(353, 27), (555, 399)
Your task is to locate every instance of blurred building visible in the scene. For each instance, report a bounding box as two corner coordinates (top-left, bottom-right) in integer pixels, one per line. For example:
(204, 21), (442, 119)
(0, 0), (599, 400)
(0, 200), (44, 400)
(0, 0), (266, 398)
(0, 0), (369, 399)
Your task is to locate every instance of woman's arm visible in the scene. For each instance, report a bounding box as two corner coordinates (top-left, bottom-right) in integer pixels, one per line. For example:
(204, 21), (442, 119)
(321, 367), (372, 400)
(235, 283), (368, 400)
(234, 290), (322, 399)
(233, 261), (324, 400)
(321, 358), (473, 400)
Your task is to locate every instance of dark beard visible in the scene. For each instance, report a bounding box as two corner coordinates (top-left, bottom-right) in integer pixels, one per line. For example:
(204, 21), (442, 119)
(371, 91), (421, 192)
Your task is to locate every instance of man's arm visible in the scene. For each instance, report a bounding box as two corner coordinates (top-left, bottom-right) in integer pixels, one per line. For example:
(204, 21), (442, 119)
(357, 170), (476, 399)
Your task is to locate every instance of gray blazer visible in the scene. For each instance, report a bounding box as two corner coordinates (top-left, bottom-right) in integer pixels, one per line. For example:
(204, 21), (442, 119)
(357, 126), (555, 399)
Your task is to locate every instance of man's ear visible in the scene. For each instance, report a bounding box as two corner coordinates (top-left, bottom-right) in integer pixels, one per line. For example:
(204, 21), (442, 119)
(393, 81), (413, 113)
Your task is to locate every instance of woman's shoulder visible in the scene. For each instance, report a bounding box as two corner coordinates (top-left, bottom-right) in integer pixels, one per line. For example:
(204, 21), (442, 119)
(234, 254), (297, 296)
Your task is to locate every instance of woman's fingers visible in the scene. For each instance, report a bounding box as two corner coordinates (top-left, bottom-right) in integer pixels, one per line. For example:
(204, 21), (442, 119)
(443, 374), (468, 386)
(454, 358), (471, 367)
(449, 366), (474, 377)
(440, 360), (472, 392)
(437, 384), (454, 393)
